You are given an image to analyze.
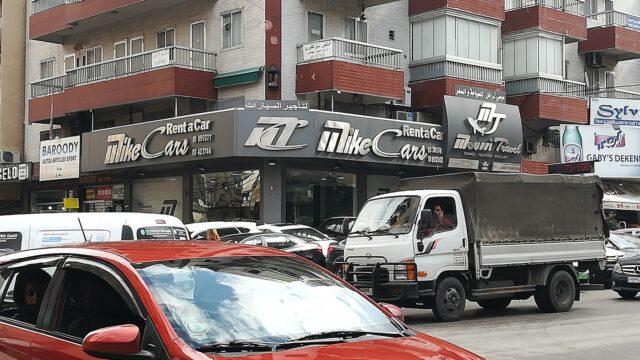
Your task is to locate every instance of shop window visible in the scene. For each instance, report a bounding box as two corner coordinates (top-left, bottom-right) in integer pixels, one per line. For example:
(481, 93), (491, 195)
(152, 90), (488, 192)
(192, 170), (260, 222)
(286, 170), (356, 227)
(133, 177), (183, 219)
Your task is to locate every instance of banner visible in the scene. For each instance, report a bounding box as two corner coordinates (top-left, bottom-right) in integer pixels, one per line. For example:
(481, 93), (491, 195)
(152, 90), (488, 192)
(40, 136), (80, 181)
(590, 97), (640, 127)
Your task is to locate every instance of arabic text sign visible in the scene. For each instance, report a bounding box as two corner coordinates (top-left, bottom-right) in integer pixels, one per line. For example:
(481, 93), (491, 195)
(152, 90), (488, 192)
(561, 124), (640, 178)
(40, 136), (80, 181)
(454, 85), (506, 103)
(152, 49), (171, 67)
(302, 40), (333, 62)
(244, 100), (310, 111)
(590, 97), (640, 126)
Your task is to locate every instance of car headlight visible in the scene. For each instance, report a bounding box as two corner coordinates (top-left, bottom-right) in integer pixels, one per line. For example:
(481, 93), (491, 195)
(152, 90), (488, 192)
(613, 263), (622, 274)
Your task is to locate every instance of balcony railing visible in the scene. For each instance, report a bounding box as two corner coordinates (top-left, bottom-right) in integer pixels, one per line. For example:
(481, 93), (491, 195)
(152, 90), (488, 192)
(587, 88), (640, 100)
(31, 46), (216, 98)
(32, 0), (83, 14)
(297, 37), (402, 70)
(410, 58), (503, 84)
(587, 10), (640, 30)
(505, 0), (584, 16)
(505, 76), (586, 98)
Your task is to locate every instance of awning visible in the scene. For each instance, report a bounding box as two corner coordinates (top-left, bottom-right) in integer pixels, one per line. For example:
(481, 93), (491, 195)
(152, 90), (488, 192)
(602, 181), (640, 211)
(214, 66), (263, 88)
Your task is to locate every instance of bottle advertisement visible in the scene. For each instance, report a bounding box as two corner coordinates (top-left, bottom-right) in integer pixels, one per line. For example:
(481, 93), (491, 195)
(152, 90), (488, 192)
(560, 124), (640, 178)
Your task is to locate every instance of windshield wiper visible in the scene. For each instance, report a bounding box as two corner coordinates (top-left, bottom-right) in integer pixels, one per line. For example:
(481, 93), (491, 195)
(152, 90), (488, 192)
(276, 330), (405, 350)
(196, 341), (274, 353)
(369, 228), (399, 238)
(350, 230), (372, 239)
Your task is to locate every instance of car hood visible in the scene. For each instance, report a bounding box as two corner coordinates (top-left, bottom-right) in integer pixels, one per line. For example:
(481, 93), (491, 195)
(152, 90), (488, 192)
(620, 254), (640, 265)
(218, 334), (483, 360)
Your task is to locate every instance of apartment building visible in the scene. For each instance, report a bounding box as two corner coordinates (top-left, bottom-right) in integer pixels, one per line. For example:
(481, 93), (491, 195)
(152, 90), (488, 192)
(18, 0), (640, 226)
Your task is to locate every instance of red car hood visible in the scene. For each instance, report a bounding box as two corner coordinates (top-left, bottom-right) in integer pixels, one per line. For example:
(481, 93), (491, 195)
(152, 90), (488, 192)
(216, 334), (483, 360)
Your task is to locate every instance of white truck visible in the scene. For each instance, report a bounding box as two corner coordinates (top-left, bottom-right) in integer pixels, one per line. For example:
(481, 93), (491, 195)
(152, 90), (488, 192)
(343, 172), (607, 321)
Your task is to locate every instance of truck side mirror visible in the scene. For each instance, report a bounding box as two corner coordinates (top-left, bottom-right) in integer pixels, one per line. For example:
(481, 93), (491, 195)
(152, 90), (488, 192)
(419, 209), (432, 233)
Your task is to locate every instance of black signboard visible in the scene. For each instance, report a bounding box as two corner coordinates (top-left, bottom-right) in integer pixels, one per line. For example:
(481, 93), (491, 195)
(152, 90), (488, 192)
(0, 232), (22, 251)
(548, 161), (596, 175)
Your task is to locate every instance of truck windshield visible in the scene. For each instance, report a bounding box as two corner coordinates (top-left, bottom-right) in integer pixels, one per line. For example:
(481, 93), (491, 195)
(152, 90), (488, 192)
(351, 196), (420, 236)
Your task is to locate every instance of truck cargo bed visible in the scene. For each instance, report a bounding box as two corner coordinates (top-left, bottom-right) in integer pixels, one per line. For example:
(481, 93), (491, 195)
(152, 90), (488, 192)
(479, 241), (605, 267)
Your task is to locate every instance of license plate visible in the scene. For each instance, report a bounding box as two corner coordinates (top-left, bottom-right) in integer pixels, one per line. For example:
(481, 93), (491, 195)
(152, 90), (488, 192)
(628, 277), (640, 283)
(358, 287), (373, 296)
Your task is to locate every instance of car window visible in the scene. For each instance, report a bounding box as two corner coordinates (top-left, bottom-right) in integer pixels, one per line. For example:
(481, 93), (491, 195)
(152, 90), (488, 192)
(345, 218), (355, 232)
(193, 231), (207, 240)
(237, 227), (252, 233)
(283, 228), (326, 241)
(0, 266), (56, 326)
(240, 236), (262, 246)
(319, 219), (342, 235)
(264, 235), (296, 249)
(53, 268), (141, 339)
(216, 228), (240, 237)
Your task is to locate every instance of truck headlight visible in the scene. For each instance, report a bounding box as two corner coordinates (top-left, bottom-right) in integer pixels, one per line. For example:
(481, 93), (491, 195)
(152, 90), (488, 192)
(394, 263), (416, 281)
(613, 263), (622, 274)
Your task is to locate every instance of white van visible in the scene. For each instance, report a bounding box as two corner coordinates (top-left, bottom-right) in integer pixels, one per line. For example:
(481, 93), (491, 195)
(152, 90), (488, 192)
(0, 212), (189, 252)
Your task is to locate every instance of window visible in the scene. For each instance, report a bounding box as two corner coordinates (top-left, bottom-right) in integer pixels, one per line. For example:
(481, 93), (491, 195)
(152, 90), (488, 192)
(240, 237), (262, 246)
(192, 170), (260, 222)
(86, 46), (103, 80)
(282, 228), (326, 241)
(503, 35), (563, 78)
(422, 197), (458, 237)
(40, 58), (54, 79)
(308, 12), (324, 42)
(0, 266), (56, 325)
(222, 11), (242, 48)
(344, 17), (367, 42)
(319, 218), (344, 236)
(265, 235), (296, 249)
(130, 37), (145, 72)
(157, 29), (175, 48)
(411, 15), (499, 64)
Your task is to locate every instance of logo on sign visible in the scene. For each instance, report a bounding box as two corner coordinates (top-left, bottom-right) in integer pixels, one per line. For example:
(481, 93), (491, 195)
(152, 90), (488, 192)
(594, 130), (626, 150)
(160, 200), (178, 216)
(467, 103), (506, 136)
(245, 117), (308, 150)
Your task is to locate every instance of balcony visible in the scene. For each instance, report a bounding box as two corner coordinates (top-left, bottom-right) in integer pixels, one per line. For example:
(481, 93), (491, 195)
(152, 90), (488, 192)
(506, 76), (588, 127)
(29, 46), (217, 123)
(296, 38), (405, 102)
(579, 11), (640, 60)
(504, 0), (587, 42)
(587, 88), (640, 100)
(409, 0), (504, 20)
(30, 0), (195, 43)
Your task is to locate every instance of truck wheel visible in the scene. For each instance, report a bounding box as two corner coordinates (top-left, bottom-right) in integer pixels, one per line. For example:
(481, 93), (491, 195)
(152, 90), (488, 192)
(432, 277), (466, 322)
(477, 298), (511, 310)
(616, 290), (638, 300)
(534, 270), (575, 313)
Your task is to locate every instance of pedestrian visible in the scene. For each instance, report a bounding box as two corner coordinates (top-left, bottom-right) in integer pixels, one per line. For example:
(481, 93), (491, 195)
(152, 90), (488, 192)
(206, 228), (221, 241)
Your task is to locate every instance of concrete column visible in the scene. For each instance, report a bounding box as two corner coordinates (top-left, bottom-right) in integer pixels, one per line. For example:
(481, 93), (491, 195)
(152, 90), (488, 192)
(0, 0), (27, 154)
(261, 160), (284, 223)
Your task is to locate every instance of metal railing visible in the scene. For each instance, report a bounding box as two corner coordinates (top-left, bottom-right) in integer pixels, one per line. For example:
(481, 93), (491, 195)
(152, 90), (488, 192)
(410, 59), (503, 84)
(31, 46), (217, 98)
(505, 0), (584, 15)
(297, 37), (402, 70)
(32, 0), (83, 14)
(587, 10), (638, 29)
(505, 76), (587, 98)
(587, 88), (640, 100)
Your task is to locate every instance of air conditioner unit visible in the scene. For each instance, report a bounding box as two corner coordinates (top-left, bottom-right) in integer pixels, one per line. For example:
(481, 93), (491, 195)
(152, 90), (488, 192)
(394, 111), (413, 121)
(523, 141), (537, 155)
(586, 52), (605, 68)
(0, 151), (21, 164)
(392, 87), (412, 108)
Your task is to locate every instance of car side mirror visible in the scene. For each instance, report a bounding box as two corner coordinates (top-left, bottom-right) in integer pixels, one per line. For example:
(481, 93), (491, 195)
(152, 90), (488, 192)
(379, 302), (404, 322)
(83, 324), (154, 360)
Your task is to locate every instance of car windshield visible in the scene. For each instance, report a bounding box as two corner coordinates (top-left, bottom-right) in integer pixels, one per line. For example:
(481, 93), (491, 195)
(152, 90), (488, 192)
(351, 196), (420, 236)
(137, 256), (399, 349)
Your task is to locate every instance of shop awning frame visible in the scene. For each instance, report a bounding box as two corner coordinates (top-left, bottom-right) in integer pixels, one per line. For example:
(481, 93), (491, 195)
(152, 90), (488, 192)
(602, 181), (640, 211)
(214, 66), (264, 88)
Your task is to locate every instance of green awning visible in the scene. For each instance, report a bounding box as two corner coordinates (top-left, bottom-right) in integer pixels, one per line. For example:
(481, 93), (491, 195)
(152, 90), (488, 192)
(214, 66), (263, 88)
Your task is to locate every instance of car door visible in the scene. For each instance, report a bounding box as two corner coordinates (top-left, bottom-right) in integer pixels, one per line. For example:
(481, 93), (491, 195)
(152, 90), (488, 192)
(0, 257), (61, 360)
(29, 258), (168, 360)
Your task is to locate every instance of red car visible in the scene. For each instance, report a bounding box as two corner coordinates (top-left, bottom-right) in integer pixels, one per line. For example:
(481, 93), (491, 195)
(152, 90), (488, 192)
(0, 241), (483, 360)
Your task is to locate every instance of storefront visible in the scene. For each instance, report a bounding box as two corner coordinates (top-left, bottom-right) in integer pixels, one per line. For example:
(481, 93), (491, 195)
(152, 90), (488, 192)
(0, 163), (31, 215)
(80, 103), (448, 225)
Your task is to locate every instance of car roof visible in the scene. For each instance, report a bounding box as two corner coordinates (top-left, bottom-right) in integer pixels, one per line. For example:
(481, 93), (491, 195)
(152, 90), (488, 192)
(185, 221), (258, 233)
(0, 241), (290, 266)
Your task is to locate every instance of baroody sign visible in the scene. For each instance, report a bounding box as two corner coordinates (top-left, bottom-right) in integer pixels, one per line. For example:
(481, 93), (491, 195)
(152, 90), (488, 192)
(40, 136), (80, 181)
(444, 96), (523, 173)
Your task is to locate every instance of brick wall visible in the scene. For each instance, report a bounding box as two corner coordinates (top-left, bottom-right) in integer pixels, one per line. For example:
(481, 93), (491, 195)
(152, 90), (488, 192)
(409, 0), (504, 21)
(579, 27), (640, 56)
(410, 78), (505, 109)
(503, 6), (586, 41)
(521, 159), (549, 174)
(507, 94), (587, 124)
(296, 61), (404, 99)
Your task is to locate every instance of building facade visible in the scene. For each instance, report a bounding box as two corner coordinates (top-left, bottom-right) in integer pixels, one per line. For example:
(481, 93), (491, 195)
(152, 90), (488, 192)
(13, 0), (640, 227)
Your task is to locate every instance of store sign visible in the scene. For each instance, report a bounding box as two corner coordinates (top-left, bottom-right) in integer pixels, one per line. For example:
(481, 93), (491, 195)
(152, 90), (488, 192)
(112, 184), (125, 201)
(63, 197), (79, 209)
(0, 232), (21, 251)
(82, 112), (235, 172)
(40, 136), (80, 181)
(590, 98), (640, 126)
(0, 163), (31, 183)
(238, 111), (445, 168)
(561, 124), (640, 178)
(244, 100), (310, 111)
(444, 96), (523, 172)
(302, 40), (333, 61)
(455, 85), (506, 103)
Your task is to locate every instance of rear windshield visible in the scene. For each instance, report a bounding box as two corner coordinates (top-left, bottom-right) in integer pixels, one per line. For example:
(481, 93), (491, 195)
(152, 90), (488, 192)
(137, 227), (189, 240)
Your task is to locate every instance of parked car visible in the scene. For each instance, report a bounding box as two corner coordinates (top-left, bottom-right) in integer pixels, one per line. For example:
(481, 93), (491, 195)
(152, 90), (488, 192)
(317, 216), (356, 240)
(590, 245), (626, 287)
(326, 240), (346, 273)
(222, 232), (327, 267)
(186, 221), (260, 239)
(612, 254), (640, 299)
(0, 241), (483, 360)
(607, 233), (640, 258)
(257, 223), (337, 256)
